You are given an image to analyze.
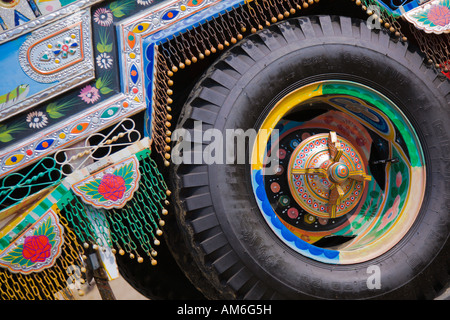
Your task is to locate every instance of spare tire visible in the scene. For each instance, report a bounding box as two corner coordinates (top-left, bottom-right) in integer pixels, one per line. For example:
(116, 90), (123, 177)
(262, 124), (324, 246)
(169, 15), (450, 299)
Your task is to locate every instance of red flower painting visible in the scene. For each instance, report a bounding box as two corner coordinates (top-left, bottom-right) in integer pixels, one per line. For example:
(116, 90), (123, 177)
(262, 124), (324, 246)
(98, 173), (126, 201)
(74, 159), (137, 209)
(22, 235), (52, 263)
(427, 5), (450, 26)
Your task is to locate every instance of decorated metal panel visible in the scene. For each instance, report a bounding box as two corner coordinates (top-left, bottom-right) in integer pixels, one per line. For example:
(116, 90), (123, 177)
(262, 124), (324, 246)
(0, 8), (95, 121)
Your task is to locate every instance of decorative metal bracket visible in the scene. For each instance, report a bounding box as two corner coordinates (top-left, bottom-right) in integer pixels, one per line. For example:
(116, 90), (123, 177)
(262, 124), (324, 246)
(290, 131), (371, 219)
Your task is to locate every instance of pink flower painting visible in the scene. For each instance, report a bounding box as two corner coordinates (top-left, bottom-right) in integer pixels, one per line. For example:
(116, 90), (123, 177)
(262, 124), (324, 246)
(79, 85), (100, 104)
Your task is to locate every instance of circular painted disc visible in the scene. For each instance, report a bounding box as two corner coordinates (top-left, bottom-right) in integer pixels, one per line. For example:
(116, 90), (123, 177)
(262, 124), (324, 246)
(287, 133), (366, 218)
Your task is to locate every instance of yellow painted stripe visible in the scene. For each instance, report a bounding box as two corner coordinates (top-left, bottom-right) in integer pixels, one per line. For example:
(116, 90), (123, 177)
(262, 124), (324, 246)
(251, 82), (324, 170)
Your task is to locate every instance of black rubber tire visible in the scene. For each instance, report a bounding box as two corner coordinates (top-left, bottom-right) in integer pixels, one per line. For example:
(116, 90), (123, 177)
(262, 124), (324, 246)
(169, 15), (450, 299)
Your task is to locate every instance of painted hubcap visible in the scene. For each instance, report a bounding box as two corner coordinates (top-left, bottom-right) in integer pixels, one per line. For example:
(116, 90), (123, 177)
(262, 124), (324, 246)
(288, 131), (371, 219)
(250, 80), (426, 264)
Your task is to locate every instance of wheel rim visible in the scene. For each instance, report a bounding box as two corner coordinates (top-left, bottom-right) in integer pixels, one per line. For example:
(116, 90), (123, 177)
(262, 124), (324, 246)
(250, 80), (426, 264)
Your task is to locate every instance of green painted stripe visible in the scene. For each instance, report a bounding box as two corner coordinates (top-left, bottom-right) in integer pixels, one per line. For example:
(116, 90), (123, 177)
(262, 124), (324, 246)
(322, 81), (423, 167)
(0, 184), (68, 251)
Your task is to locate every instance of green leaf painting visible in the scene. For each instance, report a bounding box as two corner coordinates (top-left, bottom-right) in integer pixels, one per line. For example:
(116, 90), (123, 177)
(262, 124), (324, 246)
(46, 97), (78, 119)
(97, 28), (113, 53)
(0, 120), (26, 143)
(109, 0), (136, 18)
(95, 72), (114, 96)
(113, 161), (135, 191)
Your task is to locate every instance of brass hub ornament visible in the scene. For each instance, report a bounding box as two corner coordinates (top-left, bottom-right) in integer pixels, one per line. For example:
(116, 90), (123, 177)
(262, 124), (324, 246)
(287, 132), (371, 219)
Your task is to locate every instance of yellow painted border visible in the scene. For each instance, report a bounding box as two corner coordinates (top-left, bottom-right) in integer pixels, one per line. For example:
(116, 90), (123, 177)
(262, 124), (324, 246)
(251, 82), (324, 170)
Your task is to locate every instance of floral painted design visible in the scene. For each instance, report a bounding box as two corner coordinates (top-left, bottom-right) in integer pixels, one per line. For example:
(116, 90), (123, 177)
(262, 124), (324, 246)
(408, 0), (450, 32)
(52, 36), (78, 59)
(96, 53), (113, 69)
(98, 173), (126, 201)
(378, 195), (401, 230)
(93, 8), (114, 27)
(45, 97), (78, 119)
(72, 156), (140, 209)
(79, 85), (100, 104)
(395, 171), (402, 188)
(0, 215), (59, 272)
(95, 73), (114, 95)
(26, 111), (49, 129)
(374, 159), (409, 233)
(427, 4), (450, 26)
(0, 120), (26, 143)
(22, 235), (52, 263)
(96, 28), (113, 54)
